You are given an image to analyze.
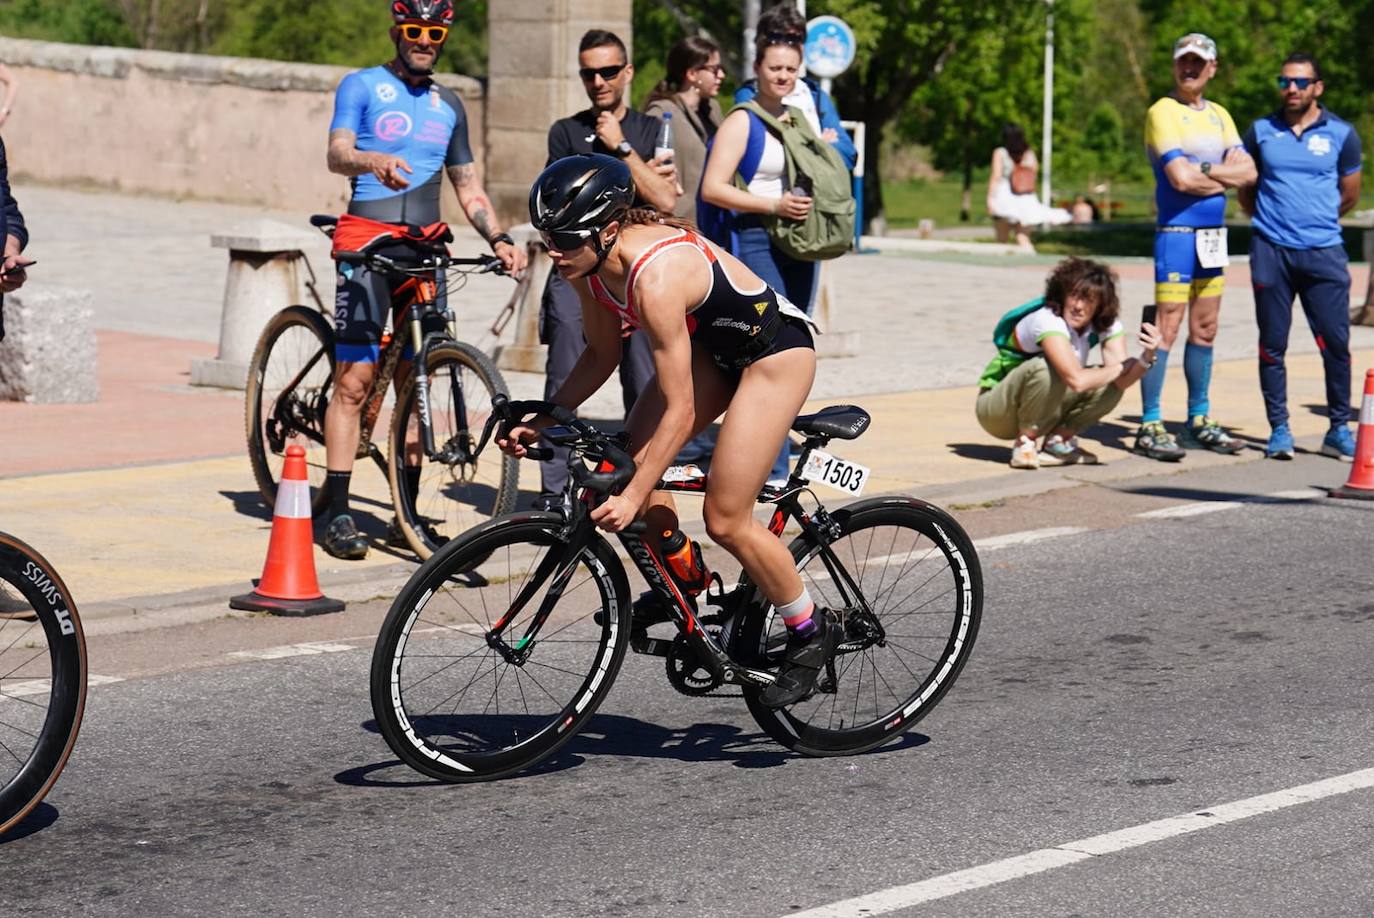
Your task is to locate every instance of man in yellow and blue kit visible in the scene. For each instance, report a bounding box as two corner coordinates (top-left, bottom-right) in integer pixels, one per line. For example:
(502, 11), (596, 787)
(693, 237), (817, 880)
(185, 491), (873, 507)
(1238, 53), (1362, 461)
(1137, 33), (1256, 461)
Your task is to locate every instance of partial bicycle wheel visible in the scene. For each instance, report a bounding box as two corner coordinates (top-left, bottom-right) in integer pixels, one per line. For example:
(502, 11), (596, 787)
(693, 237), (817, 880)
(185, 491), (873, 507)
(742, 498), (982, 756)
(370, 515), (631, 782)
(0, 534), (87, 835)
(246, 305), (335, 517)
(388, 340), (518, 559)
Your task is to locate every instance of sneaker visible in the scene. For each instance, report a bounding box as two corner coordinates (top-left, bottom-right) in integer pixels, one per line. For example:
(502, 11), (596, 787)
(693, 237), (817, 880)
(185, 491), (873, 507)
(1009, 435), (1040, 470)
(1266, 423), (1295, 460)
(594, 590), (675, 630)
(1039, 435), (1098, 466)
(1320, 425), (1356, 462)
(1180, 416), (1245, 454)
(1133, 422), (1185, 462)
(322, 514), (369, 560)
(760, 609), (842, 708)
(386, 516), (447, 550)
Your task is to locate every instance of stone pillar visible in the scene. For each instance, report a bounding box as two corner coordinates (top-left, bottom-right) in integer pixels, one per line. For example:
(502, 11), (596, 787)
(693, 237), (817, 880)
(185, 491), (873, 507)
(0, 286), (98, 403)
(190, 219), (321, 389)
(486, 0), (633, 228)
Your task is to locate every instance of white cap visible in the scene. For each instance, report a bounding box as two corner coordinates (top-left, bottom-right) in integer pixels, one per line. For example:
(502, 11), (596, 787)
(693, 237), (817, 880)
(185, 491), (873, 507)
(1173, 33), (1217, 62)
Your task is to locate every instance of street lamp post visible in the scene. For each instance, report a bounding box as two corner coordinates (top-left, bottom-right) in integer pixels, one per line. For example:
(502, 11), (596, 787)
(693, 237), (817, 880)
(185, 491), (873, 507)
(1042, 0), (1054, 207)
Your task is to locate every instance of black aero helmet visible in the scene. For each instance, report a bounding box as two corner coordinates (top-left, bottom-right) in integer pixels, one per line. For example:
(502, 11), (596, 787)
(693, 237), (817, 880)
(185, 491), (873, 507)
(391, 0), (455, 24)
(530, 154), (635, 255)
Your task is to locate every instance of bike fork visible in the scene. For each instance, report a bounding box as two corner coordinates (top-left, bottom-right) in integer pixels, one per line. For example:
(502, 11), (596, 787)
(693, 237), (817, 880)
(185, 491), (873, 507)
(409, 316), (438, 459)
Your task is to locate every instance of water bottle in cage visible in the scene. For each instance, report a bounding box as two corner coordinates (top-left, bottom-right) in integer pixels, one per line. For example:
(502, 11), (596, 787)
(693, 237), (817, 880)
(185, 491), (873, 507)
(654, 112), (674, 164)
(660, 528), (708, 596)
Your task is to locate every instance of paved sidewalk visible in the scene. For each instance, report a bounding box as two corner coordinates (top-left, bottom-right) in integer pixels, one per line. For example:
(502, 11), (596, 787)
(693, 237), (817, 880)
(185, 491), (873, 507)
(3, 185), (1372, 622)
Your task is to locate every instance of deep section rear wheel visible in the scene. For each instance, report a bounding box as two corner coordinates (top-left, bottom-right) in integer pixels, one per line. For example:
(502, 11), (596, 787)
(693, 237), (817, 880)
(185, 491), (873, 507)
(246, 305), (335, 517)
(0, 534), (87, 835)
(370, 515), (631, 782)
(388, 341), (518, 559)
(742, 499), (982, 756)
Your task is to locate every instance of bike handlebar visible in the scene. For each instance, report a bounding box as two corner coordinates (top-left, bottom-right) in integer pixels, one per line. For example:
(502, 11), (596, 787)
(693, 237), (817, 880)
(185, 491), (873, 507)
(486, 395), (637, 495)
(333, 249), (507, 277)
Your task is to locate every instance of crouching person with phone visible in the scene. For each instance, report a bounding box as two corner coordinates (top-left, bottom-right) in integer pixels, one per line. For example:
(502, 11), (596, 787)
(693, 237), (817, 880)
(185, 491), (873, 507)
(976, 258), (1161, 469)
(0, 133), (32, 342)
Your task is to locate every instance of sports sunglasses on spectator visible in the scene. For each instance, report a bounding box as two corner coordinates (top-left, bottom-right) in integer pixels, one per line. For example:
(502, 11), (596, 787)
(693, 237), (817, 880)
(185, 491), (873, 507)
(399, 23), (448, 43)
(579, 64), (627, 82)
(540, 229), (595, 251)
(1276, 76), (1316, 89)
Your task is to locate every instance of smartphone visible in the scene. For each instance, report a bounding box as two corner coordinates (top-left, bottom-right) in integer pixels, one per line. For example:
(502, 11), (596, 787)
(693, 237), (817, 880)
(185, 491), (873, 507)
(0, 258), (33, 278)
(1141, 304), (1157, 327)
(791, 174), (813, 198)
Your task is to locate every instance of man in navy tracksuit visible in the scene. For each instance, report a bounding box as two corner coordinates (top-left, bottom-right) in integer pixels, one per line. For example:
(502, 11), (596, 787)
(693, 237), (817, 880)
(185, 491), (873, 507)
(1238, 52), (1363, 461)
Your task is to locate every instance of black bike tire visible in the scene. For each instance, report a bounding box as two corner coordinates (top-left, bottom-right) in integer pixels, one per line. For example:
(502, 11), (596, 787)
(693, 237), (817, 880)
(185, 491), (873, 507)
(370, 514), (631, 783)
(741, 498), (982, 756)
(387, 340), (519, 560)
(0, 534), (88, 835)
(245, 305), (336, 518)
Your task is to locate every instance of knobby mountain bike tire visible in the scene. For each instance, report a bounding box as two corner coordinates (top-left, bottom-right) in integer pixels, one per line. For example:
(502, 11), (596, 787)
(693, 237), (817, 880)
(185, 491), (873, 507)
(246, 305), (336, 517)
(387, 340), (519, 560)
(370, 513), (631, 783)
(740, 498), (982, 756)
(0, 533), (87, 835)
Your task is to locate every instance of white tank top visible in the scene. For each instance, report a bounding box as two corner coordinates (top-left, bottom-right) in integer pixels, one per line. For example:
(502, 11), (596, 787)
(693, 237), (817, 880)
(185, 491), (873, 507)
(745, 129), (786, 199)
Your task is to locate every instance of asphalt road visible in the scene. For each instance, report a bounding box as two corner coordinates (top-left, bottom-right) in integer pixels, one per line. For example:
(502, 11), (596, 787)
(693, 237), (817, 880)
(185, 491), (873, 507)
(3, 456), (1373, 917)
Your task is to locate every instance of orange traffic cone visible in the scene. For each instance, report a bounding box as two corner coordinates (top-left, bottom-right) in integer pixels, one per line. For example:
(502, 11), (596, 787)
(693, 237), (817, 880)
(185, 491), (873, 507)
(1331, 368), (1374, 501)
(231, 445), (345, 615)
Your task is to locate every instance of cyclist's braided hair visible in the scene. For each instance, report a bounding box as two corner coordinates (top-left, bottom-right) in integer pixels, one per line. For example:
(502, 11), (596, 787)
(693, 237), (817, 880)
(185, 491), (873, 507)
(1043, 257), (1120, 333)
(620, 206), (697, 233)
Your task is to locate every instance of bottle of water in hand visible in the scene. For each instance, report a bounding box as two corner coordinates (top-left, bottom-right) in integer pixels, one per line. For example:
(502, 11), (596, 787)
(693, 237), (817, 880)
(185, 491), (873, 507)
(654, 112), (674, 164)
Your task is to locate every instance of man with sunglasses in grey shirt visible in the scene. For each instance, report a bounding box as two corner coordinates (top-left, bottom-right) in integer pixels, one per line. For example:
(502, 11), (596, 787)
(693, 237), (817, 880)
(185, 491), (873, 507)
(535, 29), (679, 509)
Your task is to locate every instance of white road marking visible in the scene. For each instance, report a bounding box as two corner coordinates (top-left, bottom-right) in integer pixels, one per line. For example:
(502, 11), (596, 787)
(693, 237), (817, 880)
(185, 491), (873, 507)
(1, 673), (124, 699)
(975, 527), (1090, 551)
(785, 766), (1374, 917)
(229, 641), (357, 661)
(1136, 487), (1324, 520)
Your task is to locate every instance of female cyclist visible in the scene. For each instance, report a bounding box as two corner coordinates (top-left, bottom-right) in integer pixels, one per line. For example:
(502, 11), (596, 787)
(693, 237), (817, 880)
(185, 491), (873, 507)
(500, 153), (837, 707)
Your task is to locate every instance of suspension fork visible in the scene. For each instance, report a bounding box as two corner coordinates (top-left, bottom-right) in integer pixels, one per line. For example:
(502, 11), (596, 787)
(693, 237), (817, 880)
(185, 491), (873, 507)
(407, 294), (438, 460)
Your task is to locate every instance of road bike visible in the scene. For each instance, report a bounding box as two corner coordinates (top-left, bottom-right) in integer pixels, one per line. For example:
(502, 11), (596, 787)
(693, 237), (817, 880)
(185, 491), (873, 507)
(370, 397), (983, 782)
(245, 216), (519, 559)
(0, 533), (86, 834)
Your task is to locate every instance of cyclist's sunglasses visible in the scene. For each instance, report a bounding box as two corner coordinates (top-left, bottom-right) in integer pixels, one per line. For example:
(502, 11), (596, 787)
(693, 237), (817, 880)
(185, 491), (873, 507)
(579, 64), (627, 83)
(1276, 76), (1316, 90)
(540, 228), (595, 252)
(399, 23), (448, 43)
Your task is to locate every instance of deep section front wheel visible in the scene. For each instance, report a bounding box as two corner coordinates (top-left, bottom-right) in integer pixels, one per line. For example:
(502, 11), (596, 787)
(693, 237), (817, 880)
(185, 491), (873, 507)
(742, 498), (982, 756)
(388, 340), (518, 559)
(370, 514), (631, 782)
(0, 534), (87, 835)
(246, 305), (335, 517)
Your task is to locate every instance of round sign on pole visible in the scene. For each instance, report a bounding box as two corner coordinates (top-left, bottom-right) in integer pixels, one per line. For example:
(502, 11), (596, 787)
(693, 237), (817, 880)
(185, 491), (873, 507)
(805, 16), (856, 80)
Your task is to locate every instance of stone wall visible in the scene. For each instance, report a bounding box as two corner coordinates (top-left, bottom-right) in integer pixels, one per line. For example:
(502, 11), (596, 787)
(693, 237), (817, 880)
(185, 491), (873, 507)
(0, 38), (484, 217)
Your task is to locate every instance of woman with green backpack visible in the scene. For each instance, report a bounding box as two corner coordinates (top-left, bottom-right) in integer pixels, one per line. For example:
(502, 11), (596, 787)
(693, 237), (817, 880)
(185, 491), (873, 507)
(976, 258), (1161, 469)
(699, 29), (854, 482)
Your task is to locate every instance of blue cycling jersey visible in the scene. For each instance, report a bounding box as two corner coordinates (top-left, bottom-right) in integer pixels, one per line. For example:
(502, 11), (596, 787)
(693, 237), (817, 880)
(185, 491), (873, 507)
(329, 64), (473, 225)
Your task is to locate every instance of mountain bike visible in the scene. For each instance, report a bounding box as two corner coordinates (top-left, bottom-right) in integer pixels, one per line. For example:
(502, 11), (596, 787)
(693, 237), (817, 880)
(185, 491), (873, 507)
(370, 396), (982, 782)
(245, 215), (519, 559)
(0, 533), (86, 834)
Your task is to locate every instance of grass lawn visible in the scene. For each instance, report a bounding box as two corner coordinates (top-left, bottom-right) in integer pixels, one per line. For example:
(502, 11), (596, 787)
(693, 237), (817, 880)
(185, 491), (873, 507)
(883, 174), (1374, 261)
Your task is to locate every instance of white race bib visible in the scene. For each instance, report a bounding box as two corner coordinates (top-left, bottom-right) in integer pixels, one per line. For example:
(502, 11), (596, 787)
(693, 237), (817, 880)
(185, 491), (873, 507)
(1195, 227), (1229, 269)
(800, 449), (870, 497)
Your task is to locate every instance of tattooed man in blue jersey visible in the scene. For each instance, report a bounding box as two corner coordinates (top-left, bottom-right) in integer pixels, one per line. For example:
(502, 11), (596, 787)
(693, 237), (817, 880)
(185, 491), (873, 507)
(321, 0), (526, 559)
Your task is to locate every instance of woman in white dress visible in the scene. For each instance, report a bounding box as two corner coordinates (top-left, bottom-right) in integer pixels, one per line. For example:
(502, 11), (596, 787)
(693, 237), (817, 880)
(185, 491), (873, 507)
(986, 123), (1070, 251)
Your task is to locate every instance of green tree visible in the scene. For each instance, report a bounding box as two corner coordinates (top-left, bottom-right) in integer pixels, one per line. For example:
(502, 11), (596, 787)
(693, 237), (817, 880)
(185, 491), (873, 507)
(0, 0), (137, 47)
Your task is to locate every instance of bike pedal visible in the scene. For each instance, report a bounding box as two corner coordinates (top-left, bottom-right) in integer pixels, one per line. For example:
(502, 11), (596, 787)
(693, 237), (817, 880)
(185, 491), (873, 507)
(630, 632), (673, 657)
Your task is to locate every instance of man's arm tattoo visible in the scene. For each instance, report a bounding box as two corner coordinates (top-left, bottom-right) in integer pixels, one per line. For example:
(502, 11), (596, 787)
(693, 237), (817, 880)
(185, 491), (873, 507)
(448, 163), (477, 188)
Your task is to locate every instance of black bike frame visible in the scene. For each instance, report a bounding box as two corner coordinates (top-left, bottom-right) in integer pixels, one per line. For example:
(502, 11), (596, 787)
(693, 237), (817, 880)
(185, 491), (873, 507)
(483, 437), (877, 689)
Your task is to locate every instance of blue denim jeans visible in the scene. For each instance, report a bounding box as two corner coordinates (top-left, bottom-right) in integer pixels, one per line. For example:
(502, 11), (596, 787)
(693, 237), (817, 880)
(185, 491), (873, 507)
(734, 219), (818, 480)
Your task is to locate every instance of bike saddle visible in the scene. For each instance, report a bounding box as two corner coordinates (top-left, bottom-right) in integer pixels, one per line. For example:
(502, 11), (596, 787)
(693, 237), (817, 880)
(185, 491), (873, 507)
(309, 214), (338, 229)
(791, 405), (870, 441)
